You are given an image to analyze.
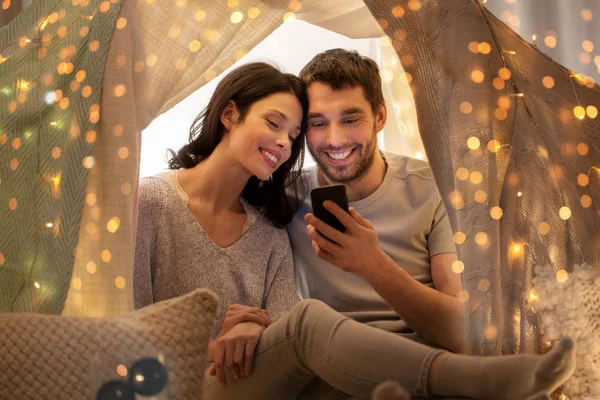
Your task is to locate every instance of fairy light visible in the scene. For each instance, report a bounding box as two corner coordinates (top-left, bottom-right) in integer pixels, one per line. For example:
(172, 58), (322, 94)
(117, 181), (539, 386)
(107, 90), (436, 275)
(452, 260), (465, 274)
(556, 269), (569, 283)
(544, 36), (557, 48)
(559, 207), (572, 220)
(40, 20), (49, 31)
(529, 289), (539, 302)
(117, 364), (128, 377)
(51, 175), (61, 186)
(18, 80), (30, 91)
(511, 243), (522, 254)
(532, 34), (537, 47)
(574, 106), (586, 120)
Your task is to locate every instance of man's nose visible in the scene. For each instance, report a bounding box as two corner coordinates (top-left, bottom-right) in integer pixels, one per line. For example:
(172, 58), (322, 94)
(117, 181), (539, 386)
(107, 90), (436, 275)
(326, 122), (347, 148)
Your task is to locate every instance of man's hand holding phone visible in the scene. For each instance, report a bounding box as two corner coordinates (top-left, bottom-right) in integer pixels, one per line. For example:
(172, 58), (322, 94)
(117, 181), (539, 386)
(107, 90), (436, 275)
(306, 188), (386, 276)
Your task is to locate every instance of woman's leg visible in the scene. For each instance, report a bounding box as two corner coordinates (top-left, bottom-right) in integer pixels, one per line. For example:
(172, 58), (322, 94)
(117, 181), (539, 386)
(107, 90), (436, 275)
(202, 299), (576, 400)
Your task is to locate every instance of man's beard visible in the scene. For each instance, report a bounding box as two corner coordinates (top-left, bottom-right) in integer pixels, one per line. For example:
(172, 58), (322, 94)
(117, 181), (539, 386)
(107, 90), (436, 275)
(310, 129), (378, 184)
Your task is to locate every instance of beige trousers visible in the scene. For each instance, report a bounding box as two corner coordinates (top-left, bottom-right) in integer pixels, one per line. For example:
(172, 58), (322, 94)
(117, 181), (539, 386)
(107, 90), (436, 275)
(202, 299), (443, 400)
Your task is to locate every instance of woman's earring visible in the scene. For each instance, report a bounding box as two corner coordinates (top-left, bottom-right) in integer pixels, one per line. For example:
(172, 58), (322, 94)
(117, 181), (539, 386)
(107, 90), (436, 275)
(258, 179), (263, 188)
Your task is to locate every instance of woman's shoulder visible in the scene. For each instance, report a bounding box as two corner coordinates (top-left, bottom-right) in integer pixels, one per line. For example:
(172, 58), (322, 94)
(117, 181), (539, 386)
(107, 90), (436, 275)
(138, 172), (180, 209)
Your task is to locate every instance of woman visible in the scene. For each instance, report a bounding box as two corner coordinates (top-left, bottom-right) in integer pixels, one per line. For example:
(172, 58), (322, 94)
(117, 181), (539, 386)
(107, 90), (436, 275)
(134, 62), (575, 400)
(134, 62), (305, 340)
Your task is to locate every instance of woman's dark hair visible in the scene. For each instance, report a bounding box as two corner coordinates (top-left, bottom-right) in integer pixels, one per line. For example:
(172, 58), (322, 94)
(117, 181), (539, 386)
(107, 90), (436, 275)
(168, 62), (307, 227)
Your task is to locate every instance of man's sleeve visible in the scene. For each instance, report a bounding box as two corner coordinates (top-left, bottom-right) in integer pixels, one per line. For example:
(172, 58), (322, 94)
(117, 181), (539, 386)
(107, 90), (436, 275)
(427, 196), (457, 256)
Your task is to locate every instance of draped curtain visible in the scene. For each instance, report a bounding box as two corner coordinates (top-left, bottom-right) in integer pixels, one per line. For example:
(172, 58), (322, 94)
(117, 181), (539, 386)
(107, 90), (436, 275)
(363, 0), (600, 357)
(1, 0), (295, 317)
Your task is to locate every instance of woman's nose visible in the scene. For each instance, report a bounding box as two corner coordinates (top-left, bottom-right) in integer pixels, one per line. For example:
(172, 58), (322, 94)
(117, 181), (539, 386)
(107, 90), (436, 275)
(275, 133), (292, 149)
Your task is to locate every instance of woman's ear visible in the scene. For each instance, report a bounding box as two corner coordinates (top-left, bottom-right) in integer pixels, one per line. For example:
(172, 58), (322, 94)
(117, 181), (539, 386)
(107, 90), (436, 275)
(220, 100), (239, 131)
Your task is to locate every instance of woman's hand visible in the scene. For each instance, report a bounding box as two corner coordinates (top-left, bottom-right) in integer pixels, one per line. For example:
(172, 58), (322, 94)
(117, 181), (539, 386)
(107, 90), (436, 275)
(208, 322), (266, 387)
(218, 304), (272, 337)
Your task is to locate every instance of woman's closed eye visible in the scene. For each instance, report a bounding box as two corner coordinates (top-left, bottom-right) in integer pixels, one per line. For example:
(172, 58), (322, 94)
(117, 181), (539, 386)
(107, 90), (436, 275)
(266, 119), (280, 130)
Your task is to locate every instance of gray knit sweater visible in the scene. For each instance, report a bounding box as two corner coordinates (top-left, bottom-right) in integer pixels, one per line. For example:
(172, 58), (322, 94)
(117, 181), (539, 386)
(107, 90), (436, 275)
(133, 171), (300, 338)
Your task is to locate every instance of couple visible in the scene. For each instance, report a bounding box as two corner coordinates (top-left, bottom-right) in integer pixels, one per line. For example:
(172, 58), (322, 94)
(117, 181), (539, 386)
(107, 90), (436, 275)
(133, 49), (575, 400)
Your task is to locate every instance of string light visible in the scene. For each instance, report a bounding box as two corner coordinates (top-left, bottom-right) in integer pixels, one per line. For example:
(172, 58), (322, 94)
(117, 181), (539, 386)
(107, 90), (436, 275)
(532, 34), (537, 47)
(529, 289), (539, 302)
(556, 269), (569, 283)
(511, 243), (523, 254)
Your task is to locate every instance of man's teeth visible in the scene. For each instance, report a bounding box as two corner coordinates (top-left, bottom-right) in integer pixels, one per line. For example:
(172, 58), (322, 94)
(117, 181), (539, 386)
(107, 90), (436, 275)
(327, 150), (352, 160)
(261, 150), (278, 164)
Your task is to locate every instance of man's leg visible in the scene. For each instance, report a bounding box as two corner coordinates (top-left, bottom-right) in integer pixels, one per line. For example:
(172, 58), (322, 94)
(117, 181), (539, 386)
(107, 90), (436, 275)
(202, 299), (577, 400)
(202, 299), (439, 400)
(295, 331), (440, 400)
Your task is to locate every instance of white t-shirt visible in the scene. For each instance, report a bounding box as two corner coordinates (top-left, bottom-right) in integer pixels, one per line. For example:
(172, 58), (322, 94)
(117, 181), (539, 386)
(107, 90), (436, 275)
(287, 152), (456, 333)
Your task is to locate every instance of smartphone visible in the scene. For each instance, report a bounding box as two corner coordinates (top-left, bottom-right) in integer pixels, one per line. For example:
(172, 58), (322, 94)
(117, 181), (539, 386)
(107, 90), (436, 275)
(310, 185), (349, 233)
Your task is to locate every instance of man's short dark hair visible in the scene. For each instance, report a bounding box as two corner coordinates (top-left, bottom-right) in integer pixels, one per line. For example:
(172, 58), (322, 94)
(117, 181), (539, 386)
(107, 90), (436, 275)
(299, 49), (384, 113)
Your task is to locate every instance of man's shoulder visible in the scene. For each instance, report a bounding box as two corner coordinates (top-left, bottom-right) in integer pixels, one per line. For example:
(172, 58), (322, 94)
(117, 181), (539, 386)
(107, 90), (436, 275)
(384, 152), (435, 181)
(300, 165), (319, 187)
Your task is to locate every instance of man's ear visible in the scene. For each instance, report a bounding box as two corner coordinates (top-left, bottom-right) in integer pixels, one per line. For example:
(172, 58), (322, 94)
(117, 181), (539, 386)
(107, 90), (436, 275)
(375, 103), (387, 132)
(220, 100), (239, 131)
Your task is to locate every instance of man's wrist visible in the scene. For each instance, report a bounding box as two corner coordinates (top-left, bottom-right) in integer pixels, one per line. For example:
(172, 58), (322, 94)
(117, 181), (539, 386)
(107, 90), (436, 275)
(360, 250), (398, 282)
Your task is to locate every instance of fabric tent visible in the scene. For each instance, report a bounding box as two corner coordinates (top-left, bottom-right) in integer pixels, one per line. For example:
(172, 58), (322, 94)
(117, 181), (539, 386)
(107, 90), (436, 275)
(0, 0), (598, 377)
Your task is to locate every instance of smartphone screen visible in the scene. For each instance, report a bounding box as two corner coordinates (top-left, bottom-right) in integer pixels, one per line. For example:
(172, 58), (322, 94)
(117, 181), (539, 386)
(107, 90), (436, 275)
(310, 185), (349, 233)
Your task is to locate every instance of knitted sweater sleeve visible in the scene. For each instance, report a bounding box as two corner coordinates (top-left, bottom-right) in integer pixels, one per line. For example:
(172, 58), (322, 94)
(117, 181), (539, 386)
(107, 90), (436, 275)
(133, 177), (163, 309)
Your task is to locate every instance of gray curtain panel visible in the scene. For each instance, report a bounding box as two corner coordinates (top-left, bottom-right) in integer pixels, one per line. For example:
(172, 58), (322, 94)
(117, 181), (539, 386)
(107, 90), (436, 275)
(364, 0), (599, 357)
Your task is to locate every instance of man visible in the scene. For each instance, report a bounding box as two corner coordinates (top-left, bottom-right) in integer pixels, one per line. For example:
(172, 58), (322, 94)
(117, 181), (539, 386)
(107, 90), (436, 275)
(287, 48), (466, 354)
